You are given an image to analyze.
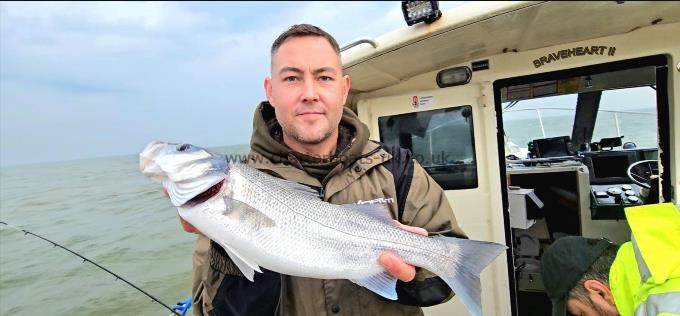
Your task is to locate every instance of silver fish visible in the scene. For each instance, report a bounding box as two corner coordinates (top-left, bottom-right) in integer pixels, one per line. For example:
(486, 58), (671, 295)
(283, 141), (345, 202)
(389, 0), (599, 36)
(139, 141), (506, 316)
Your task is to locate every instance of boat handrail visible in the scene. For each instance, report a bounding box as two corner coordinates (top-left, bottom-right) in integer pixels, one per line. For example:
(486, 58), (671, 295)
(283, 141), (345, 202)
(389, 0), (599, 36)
(340, 38), (378, 52)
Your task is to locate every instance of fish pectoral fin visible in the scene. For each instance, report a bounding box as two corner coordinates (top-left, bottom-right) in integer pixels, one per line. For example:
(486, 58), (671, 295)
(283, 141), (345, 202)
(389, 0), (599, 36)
(276, 178), (322, 199)
(223, 197), (276, 229)
(217, 242), (262, 282)
(343, 203), (395, 224)
(350, 271), (398, 300)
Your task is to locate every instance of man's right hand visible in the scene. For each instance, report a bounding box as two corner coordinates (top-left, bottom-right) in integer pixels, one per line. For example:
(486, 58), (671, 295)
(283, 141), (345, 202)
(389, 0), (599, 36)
(164, 187), (200, 234)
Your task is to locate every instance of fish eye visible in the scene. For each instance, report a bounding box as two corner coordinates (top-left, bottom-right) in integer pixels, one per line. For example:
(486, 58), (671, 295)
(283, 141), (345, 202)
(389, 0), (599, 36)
(177, 144), (191, 152)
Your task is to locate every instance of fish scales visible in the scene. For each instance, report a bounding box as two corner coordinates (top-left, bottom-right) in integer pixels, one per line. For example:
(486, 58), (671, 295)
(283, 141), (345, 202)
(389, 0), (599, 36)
(227, 164), (425, 277)
(229, 163), (443, 272)
(140, 141), (507, 316)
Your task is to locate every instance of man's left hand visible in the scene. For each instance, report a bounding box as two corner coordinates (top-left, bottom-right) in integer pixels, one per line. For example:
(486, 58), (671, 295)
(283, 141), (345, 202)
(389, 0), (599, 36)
(379, 221), (428, 282)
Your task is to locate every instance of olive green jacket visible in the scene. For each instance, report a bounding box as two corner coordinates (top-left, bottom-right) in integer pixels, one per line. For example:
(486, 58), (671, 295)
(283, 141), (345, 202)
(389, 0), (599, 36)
(190, 104), (466, 316)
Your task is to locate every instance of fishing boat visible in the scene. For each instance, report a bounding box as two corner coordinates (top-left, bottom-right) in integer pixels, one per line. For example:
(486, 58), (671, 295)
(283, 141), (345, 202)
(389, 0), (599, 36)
(340, 1), (680, 315)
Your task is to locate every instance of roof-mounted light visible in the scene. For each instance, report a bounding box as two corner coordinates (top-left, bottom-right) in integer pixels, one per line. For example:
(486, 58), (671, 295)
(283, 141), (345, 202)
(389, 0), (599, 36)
(402, 1), (442, 26)
(436, 66), (472, 88)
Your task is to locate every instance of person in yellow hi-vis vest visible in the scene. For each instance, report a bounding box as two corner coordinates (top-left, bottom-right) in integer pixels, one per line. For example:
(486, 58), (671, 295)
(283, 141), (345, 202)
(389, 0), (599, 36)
(540, 203), (680, 316)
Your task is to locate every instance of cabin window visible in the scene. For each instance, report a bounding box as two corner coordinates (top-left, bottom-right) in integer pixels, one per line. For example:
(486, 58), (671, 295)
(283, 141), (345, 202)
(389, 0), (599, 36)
(378, 106), (478, 190)
(502, 94), (577, 155)
(592, 86), (657, 149)
(501, 66), (659, 158)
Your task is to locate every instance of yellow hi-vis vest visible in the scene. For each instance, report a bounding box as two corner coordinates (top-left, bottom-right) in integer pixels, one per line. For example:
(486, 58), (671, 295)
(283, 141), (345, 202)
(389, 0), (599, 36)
(609, 203), (680, 316)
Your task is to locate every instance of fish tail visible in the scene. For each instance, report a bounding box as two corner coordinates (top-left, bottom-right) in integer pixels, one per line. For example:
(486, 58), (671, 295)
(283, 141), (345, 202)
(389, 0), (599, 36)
(429, 236), (506, 316)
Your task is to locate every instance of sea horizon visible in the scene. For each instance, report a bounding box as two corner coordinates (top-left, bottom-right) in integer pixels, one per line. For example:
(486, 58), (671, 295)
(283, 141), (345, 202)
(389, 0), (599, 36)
(0, 143), (252, 170)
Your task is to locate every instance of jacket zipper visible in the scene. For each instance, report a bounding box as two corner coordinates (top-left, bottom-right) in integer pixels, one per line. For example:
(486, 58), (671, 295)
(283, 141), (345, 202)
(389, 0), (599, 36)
(318, 186), (325, 200)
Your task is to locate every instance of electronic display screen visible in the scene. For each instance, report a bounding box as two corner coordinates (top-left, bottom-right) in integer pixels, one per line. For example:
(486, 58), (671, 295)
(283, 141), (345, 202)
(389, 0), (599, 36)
(534, 137), (570, 158)
(592, 155), (631, 179)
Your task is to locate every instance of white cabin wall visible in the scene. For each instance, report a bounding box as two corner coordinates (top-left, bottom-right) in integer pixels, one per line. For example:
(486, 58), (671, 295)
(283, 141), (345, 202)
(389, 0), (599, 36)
(357, 83), (511, 316)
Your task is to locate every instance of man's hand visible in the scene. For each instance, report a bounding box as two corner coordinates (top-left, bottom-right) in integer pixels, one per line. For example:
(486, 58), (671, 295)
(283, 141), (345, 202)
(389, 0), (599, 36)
(379, 221), (428, 282)
(163, 187), (201, 234)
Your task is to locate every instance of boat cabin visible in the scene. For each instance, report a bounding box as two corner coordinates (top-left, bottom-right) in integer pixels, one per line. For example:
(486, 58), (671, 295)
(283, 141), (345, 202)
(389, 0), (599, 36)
(340, 1), (680, 315)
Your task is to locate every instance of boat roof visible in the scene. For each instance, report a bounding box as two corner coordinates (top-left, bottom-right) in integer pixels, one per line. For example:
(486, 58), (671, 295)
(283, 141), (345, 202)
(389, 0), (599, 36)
(341, 1), (680, 94)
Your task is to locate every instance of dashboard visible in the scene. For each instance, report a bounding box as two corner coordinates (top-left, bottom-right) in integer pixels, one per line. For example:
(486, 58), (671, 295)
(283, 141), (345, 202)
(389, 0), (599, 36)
(519, 135), (658, 219)
(581, 148), (657, 219)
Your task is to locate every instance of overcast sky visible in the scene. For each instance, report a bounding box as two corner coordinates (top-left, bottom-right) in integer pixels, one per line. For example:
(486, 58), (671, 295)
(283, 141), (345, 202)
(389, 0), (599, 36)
(0, 1), (468, 166)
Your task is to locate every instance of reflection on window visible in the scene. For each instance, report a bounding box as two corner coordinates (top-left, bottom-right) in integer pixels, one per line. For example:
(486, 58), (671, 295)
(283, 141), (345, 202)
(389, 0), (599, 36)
(378, 106), (478, 190)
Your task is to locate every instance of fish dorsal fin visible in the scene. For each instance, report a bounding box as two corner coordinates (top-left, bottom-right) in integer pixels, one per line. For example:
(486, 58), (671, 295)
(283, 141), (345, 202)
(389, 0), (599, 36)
(350, 271), (398, 300)
(276, 178), (322, 199)
(216, 241), (262, 282)
(343, 202), (394, 224)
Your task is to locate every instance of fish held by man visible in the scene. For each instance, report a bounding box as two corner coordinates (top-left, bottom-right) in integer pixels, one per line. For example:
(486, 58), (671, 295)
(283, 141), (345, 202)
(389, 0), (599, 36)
(139, 140), (507, 316)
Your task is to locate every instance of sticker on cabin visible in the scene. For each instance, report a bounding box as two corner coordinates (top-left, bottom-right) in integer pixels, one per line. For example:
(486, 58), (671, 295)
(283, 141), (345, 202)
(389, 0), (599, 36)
(411, 95), (435, 109)
(533, 46), (616, 68)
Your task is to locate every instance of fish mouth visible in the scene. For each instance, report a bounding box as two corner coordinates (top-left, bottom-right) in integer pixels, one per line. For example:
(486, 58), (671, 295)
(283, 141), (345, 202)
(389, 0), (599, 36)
(181, 180), (224, 207)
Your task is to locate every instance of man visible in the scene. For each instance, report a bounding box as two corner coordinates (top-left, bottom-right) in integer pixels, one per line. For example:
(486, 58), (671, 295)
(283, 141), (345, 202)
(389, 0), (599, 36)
(181, 24), (467, 316)
(540, 203), (680, 316)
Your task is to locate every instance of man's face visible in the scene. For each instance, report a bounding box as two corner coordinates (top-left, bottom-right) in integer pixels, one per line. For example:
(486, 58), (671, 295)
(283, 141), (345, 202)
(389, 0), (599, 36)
(264, 36), (350, 152)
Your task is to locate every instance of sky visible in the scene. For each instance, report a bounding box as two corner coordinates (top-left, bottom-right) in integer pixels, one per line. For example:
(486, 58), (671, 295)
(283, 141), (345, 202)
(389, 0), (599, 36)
(0, 1), (470, 166)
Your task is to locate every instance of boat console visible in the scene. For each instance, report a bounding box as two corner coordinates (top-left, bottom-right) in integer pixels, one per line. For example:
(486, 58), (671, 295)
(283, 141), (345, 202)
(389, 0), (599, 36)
(512, 135), (658, 220)
(582, 150), (645, 218)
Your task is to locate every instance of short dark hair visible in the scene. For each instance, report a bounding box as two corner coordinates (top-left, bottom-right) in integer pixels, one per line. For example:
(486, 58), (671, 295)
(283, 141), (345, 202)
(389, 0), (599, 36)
(271, 24), (340, 57)
(568, 243), (619, 306)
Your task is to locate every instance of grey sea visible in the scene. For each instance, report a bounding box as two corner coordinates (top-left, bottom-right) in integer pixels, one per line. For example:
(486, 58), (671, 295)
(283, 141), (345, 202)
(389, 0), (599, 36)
(0, 145), (249, 316)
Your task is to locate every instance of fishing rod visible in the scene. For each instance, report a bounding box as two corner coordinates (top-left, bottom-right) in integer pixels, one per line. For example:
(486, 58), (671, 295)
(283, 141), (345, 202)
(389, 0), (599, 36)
(0, 220), (189, 316)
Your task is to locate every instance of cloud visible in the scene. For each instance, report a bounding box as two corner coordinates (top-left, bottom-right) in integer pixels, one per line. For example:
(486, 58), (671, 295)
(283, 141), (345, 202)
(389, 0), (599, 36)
(1, 2), (204, 32)
(0, 2), (468, 166)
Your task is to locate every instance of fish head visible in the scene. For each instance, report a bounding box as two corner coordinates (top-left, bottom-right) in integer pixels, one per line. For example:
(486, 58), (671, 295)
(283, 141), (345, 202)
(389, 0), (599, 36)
(139, 141), (228, 207)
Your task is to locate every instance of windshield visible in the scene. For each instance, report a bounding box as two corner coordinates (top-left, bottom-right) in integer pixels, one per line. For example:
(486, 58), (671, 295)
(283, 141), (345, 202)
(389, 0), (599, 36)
(503, 94), (577, 153)
(502, 86), (657, 157)
(592, 87), (657, 149)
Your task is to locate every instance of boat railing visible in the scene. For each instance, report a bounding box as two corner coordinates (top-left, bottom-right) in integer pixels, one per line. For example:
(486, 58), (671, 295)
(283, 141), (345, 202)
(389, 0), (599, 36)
(503, 107), (655, 138)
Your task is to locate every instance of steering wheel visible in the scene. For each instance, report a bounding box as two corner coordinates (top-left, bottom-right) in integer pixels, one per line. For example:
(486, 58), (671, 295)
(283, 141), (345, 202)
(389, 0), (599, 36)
(627, 160), (659, 189)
